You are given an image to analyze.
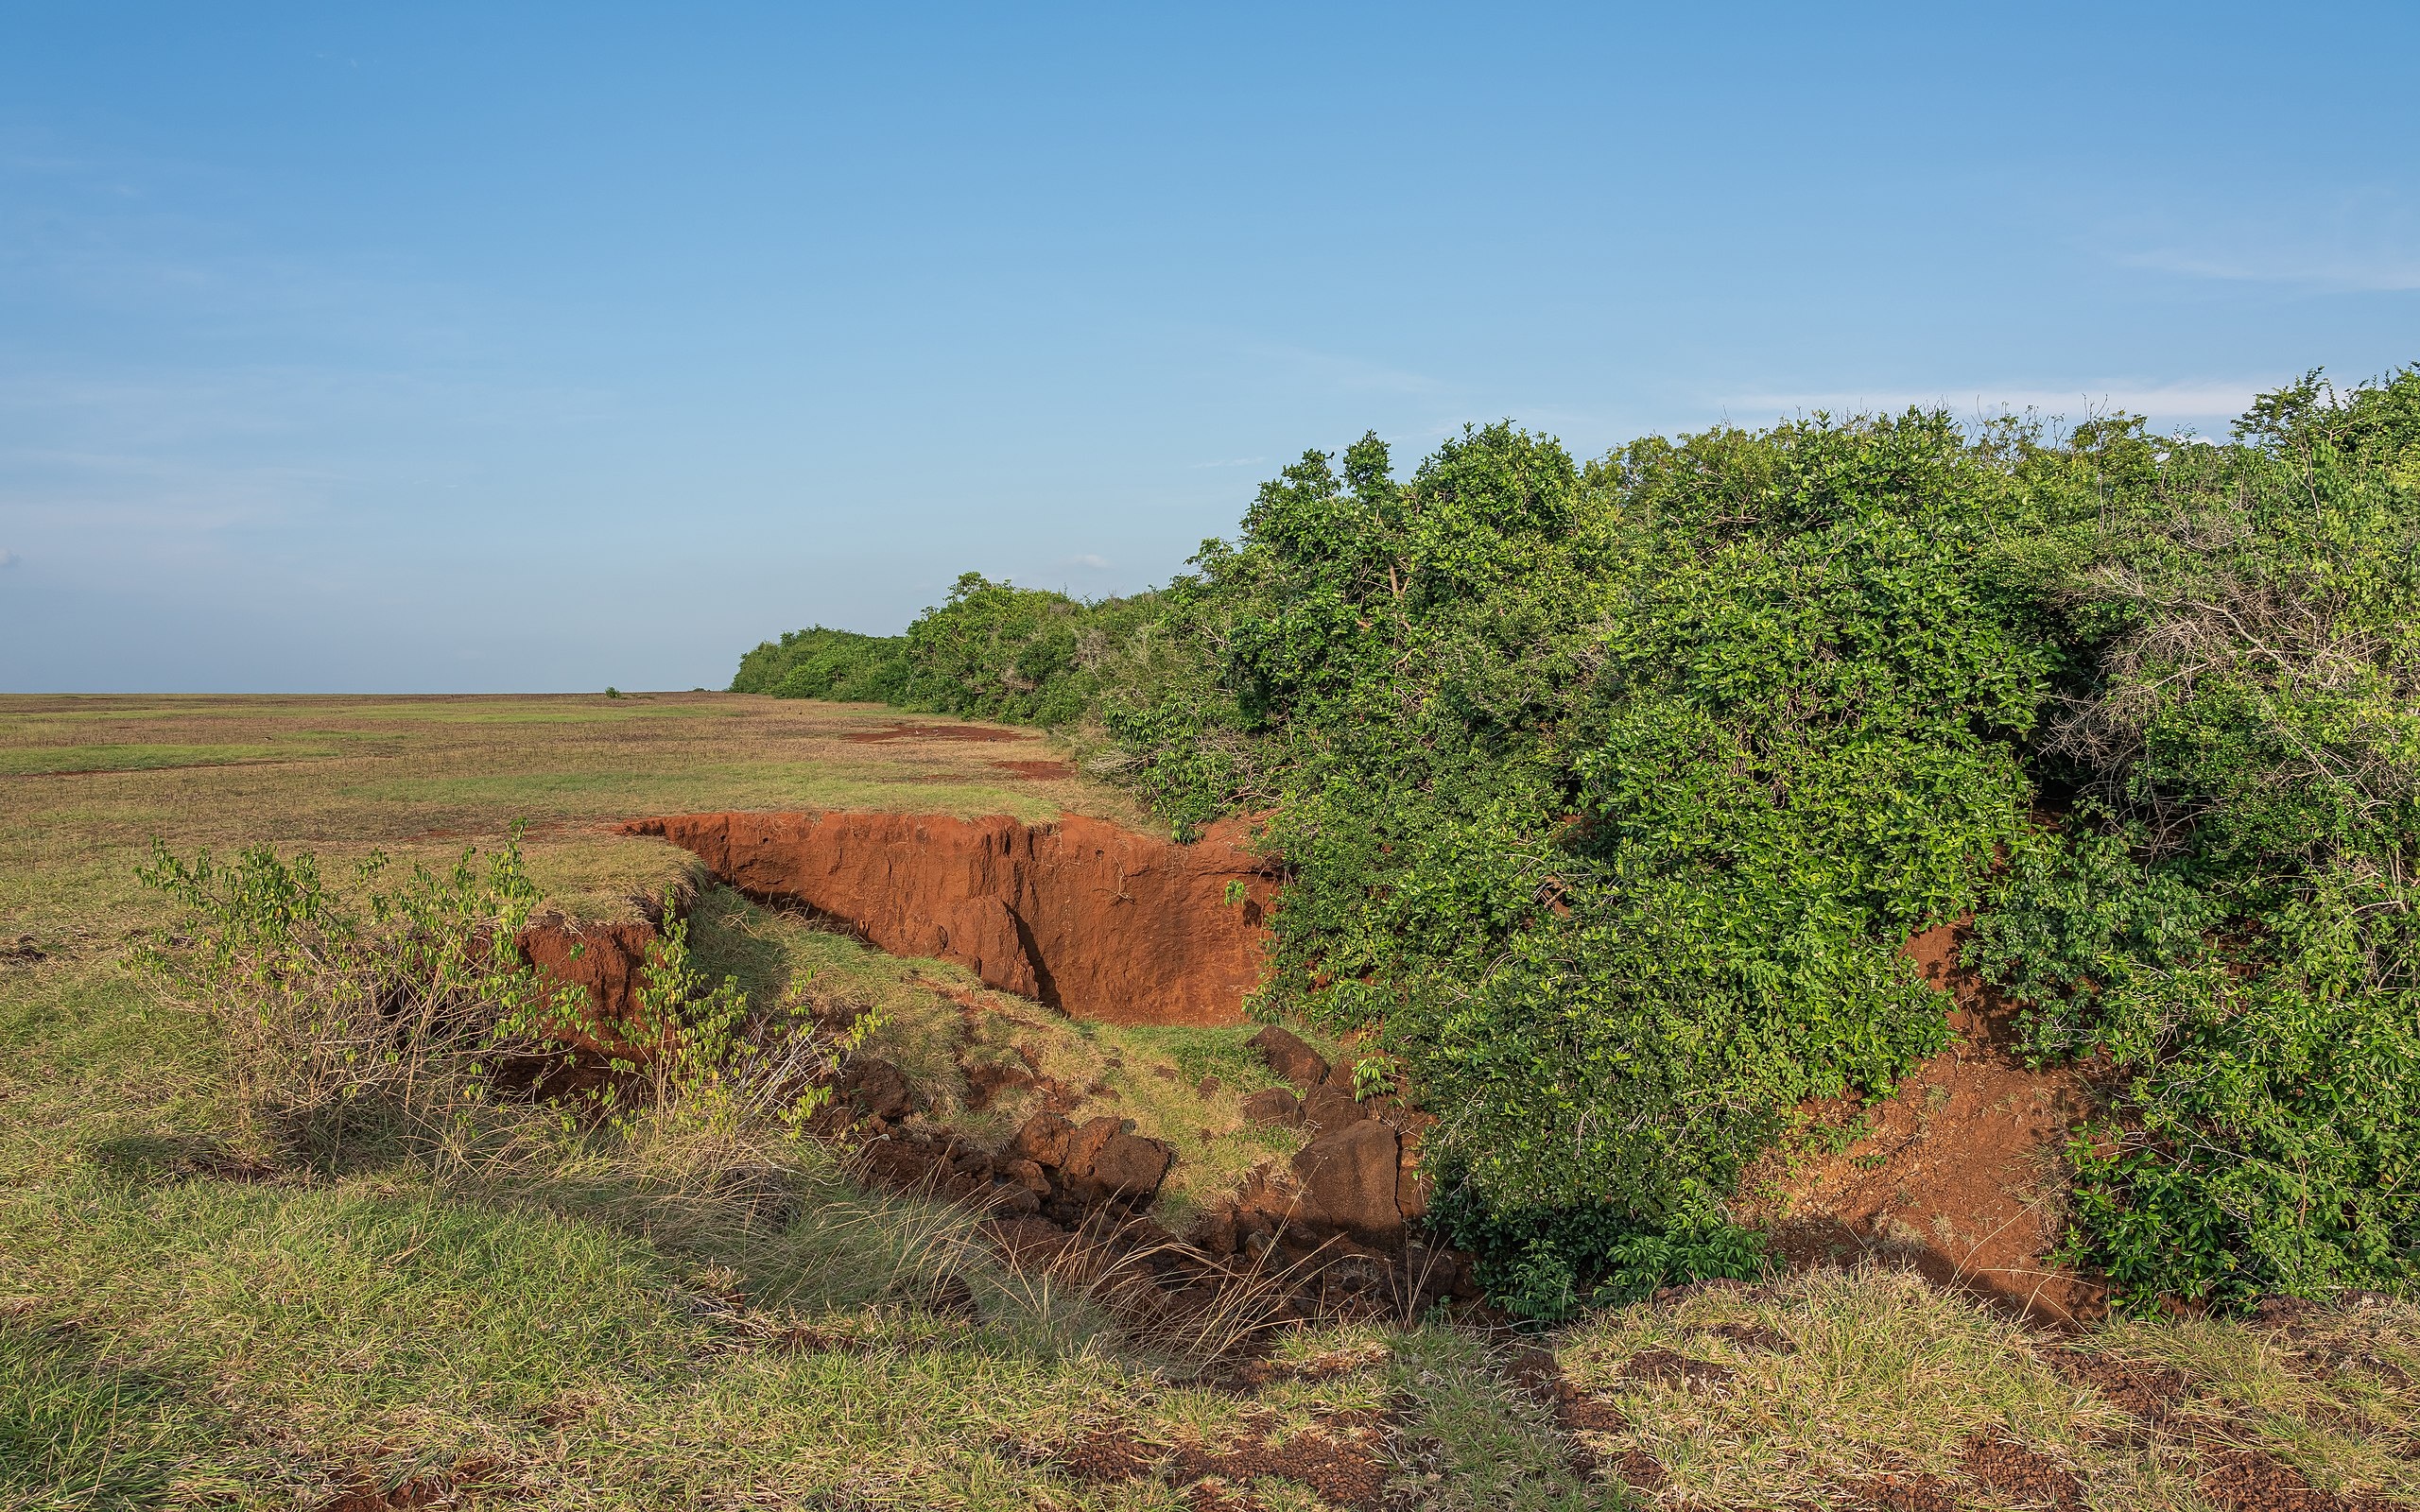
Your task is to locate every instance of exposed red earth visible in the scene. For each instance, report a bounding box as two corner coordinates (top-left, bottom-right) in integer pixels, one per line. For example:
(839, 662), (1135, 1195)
(622, 809), (1277, 1025)
(992, 758), (1077, 779)
(1744, 919), (2106, 1322)
(516, 805), (2109, 1325)
(842, 721), (1023, 744)
(514, 913), (666, 1053)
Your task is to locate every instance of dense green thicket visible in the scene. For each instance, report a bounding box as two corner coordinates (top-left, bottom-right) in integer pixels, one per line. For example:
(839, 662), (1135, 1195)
(730, 574), (1157, 726)
(741, 369), (2420, 1315)
(1967, 370), (2420, 1311)
(1115, 418), (2080, 1314)
(731, 626), (908, 703)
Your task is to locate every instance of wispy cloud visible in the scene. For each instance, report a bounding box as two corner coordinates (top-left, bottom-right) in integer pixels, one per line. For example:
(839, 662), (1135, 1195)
(2096, 191), (2420, 293)
(0, 548), (21, 569)
(1725, 381), (2267, 426)
(2117, 245), (2420, 292)
(1068, 553), (1111, 570)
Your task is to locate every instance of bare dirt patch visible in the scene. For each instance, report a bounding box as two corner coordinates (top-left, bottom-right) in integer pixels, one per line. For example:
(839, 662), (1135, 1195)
(1035, 1407), (1393, 1510)
(2197, 1447), (2404, 1512)
(2049, 1348), (2190, 1428)
(993, 758), (1077, 779)
(1962, 1432), (2087, 1510)
(310, 1458), (508, 1512)
(844, 721), (1023, 744)
(1743, 919), (2107, 1323)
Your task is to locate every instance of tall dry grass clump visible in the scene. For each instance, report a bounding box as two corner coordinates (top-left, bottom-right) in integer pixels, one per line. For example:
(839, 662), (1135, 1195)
(135, 833), (571, 1157)
(134, 832), (870, 1189)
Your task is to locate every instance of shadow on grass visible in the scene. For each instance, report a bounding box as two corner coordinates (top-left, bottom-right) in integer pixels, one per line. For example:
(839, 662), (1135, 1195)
(86, 1133), (277, 1186)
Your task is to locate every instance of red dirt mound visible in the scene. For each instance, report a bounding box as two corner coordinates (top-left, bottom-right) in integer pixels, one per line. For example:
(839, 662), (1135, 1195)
(623, 811), (1277, 1025)
(515, 915), (660, 1050)
(1745, 919), (2106, 1323)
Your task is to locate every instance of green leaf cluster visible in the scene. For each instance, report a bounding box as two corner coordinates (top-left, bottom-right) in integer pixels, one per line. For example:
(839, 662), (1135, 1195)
(1964, 368), (2420, 1311)
(729, 575), (1166, 727)
(733, 365), (2420, 1315)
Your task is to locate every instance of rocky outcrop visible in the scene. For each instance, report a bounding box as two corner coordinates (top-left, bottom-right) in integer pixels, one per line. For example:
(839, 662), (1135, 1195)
(1302, 1084), (1367, 1135)
(1067, 1117), (1175, 1201)
(1167, 1026), (1457, 1308)
(845, 1092), (1174, 1222)
(834, 1057), (912, 1121)
(1248, 1025), (1331, 1091)
(1291, 1120), (1403, 1241)
(835, 1027), (1474, 1319)
(1240, 1087), (1303, 1127)
(624, 810), (1278, 1025)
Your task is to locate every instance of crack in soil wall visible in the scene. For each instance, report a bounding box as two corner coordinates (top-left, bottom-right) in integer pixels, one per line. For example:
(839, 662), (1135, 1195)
(520, 814), (2110, 1330)
(622, 810), (1279, 1026)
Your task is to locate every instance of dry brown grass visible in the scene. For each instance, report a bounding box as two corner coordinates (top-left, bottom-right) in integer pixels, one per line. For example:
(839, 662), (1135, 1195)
(0, 692), (1137, 936)
(7, 694), (2415, 1510)
(1547, 1264), (2420, 1510)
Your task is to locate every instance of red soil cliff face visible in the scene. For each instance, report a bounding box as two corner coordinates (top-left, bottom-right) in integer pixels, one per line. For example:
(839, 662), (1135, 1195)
(623, 811), (1277, 1026)
(515, 916), (661, 1053)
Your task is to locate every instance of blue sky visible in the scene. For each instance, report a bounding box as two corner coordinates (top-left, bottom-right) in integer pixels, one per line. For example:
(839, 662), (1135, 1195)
(4, 3), (2415, 693)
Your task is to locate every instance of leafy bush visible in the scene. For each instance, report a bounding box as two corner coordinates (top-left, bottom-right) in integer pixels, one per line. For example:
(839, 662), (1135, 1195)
(732, 576), (1169, 729)
(136, 832), (575, 1154)
(1426, 1164), (1767, 1322)
(135, 833), (859, 1177)
(731, 626), (908, 702)
(1963, 368), (2420, 1311)
(1090, 419), (2070, 1312)
(734, 366), (2420, 1315)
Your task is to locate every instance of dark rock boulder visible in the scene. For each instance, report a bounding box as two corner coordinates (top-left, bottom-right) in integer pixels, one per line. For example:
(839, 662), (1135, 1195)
(1063, 1115), (1126, 1177)
(1301, 1083), (1366, 1134)
(1092, 1132), (1172, 1198)
(1063, 1116), (1171, 1200)
(980, 1214), (1076, 1266)
(1290, 1120), (1402, 1241)
(1011, 1109), (1075, 1168)
(836, 1057), (911, 1121)
(861, 1136), (947, 1191)
(1185, 1204), (1239, 1259)
(1248, 1024), (1331, 1091)
(1239, 1087), (1303, 1127)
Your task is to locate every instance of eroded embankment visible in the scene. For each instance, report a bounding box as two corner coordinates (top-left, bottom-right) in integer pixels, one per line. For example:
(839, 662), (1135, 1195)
(622, 810), (1279, 1026)
(516, 916), (661, 1046)
(1744, 919), (2107, 1323)
(524, 813), (2104, 1324)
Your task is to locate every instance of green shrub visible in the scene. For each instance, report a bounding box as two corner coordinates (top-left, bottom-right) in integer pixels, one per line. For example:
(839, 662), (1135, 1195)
(1427, 1160), (1768, 1322)
(133, 833), (851, 1167)
(1963, 368), (2420, 1311)
(731, 625), (907, 701)
(733, 577), (1171, 729)
(1104, 420), (2066, 1299)
(134, 832), (577, 1155)
(731, 367), (2420, 1315)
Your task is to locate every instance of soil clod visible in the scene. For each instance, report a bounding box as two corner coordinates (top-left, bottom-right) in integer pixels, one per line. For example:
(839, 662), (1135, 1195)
(1621, 1347), (1737, 1389)
(1961, 1433), (2085, 1511)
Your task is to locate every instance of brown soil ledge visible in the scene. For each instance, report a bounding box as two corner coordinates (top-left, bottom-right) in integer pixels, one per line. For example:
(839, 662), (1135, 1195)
(1742, 919), (2108, 1324)
(622, 810), (1278, 1025)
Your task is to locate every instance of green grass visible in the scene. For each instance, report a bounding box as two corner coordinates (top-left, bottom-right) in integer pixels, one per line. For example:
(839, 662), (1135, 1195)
(0, 694), (2410, 1508)
(0, 744), (336, 777)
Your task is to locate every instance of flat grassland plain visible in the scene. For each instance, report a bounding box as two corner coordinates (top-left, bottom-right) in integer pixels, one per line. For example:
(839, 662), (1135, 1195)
(2, 695), (2414, 1511)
